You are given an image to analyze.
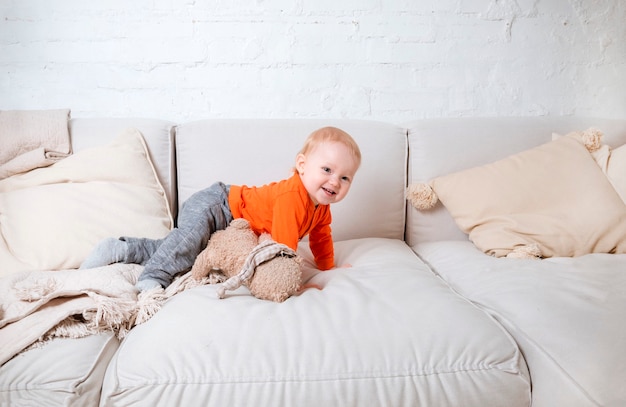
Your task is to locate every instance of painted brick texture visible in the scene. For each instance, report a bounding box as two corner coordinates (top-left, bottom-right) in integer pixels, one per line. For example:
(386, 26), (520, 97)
(0, 0), (624, 122)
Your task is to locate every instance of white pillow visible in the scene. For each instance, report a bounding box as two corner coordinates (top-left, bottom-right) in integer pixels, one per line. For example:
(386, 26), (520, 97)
(0, 128), (173, 275)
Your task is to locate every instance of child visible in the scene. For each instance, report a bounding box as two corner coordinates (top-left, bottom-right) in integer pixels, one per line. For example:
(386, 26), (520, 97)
(80, 126), (362, 292)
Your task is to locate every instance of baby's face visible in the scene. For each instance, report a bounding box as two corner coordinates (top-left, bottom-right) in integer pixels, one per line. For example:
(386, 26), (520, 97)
(296, 141), (359, 206)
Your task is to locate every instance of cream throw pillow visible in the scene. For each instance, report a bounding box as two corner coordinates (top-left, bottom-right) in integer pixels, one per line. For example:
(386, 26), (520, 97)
(553, 130), (626, 204)
(606, 144), (626, 203)
(0, 128), (173, 275)
(427, 136), (626, 258)
(580, 143), (626, 204)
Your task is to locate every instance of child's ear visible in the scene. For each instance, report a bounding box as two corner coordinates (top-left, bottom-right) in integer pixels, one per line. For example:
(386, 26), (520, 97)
(295, 153), (306, 174)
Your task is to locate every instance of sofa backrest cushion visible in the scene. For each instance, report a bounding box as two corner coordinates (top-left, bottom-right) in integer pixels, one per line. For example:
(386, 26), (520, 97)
(70, 118), (177, 213)
(405, 116), (626, 246)
(175, 119), (407, 242)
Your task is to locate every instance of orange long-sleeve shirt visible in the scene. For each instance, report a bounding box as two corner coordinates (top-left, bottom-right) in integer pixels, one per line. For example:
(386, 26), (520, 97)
(228, 173), (335, 270)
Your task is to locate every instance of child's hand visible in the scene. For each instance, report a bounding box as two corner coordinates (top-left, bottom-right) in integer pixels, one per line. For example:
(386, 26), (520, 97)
(298, 264), (352, 294)
(298, 283), (322, 292)
(335, 263), (352, 269)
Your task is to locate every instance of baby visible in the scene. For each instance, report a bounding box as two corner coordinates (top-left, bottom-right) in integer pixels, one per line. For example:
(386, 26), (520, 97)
(81, 126), (361, 291)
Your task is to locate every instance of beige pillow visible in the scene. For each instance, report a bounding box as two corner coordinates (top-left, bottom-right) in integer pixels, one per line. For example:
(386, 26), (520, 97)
(606, 144), (626, 203)
(424, 136), (626, 258)
(553, 130), (626, 204)
(0, 128), (173, 275)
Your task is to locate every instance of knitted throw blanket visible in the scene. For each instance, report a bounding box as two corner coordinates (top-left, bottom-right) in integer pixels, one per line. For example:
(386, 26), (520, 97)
(0, 264), (222, 366)
(0, 109), (72, 180)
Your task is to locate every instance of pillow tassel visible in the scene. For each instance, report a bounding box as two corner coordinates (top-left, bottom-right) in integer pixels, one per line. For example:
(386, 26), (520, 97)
(505, 244), (542, 259)
(580, 128), (603, 152)
(406, 183), (439, 210)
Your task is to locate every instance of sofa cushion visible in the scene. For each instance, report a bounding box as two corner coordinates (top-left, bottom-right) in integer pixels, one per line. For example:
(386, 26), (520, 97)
(420, 135), (626, 258)
(553, 129), (626, 204)
(405, 117), (626, 246)
(593, 142), (626, 204)
(606, 144), (626, 202)
(0, 128), (173, 275)
(69, 118), (177, 212)
(100, 238), (531, 407)
(0, 333), (119, 406)
(415, 240), (626, 407)
(175, 119), (407, 242)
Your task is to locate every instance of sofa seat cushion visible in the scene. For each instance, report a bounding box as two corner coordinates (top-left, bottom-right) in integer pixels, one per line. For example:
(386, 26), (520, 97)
(100, 238), (530, 407)
(415, 240), (626, 407)
(0, 333), (119, 406)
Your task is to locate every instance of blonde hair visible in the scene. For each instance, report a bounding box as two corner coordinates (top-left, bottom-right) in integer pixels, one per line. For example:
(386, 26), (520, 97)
(298, 126), (362, 168)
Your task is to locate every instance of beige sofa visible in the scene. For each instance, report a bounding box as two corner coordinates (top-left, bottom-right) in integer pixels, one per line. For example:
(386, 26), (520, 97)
(1, 116), (625, 407)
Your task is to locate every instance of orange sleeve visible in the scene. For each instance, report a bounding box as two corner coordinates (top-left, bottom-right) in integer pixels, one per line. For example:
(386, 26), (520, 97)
(231, 174), (334, 269)
(270, 191), (304, 251)
(308, 208), (334, 270)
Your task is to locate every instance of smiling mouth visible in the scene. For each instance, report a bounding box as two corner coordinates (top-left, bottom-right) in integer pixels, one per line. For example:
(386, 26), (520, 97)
(322, 187), (336, 195)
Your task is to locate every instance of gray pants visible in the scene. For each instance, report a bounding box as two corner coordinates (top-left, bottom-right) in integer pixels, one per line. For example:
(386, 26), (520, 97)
(126, 182), (233, 288)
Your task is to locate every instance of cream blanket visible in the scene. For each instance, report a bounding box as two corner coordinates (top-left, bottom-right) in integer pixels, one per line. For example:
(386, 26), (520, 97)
(0, 264), (223, 366)
(0, 109), (71, 180)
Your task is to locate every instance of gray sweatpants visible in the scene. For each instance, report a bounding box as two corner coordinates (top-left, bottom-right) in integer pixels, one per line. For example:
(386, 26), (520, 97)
(125, 182), (233, 288)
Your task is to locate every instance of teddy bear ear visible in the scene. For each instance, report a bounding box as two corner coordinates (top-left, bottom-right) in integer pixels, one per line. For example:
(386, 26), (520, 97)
(230, 218), (250, 229)
(580, 127), (603, 152)
(406, 183), (438, 210)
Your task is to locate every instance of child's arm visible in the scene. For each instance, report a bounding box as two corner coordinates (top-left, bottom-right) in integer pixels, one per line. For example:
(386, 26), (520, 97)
(308, 220), (334, 270)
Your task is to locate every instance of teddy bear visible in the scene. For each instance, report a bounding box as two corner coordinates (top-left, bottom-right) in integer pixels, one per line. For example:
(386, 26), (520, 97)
(190, 218), (302, 302)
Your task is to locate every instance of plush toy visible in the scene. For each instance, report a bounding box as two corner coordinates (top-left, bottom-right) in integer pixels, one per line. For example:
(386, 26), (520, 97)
(190, 218), (302, 302)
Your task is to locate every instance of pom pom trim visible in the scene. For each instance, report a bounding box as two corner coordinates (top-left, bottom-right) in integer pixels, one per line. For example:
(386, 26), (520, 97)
(406, 183), (439, 210)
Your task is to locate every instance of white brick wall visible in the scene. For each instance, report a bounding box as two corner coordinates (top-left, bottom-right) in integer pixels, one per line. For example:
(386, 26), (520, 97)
(0, 0), (624, 123)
